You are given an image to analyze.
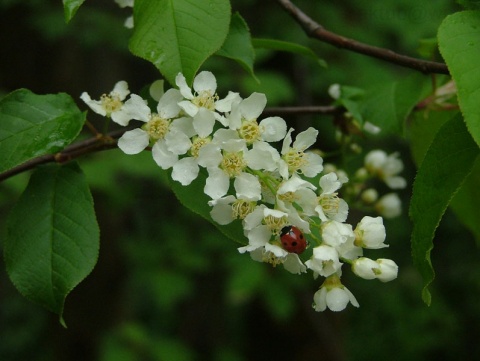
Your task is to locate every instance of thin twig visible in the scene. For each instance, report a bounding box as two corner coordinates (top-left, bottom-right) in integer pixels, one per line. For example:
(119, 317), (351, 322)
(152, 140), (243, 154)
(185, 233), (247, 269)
(263, 105), (341, 116)
(0, 130), (124, 183)
(0, 104), (342, 183)
(276, 0), (449, 75)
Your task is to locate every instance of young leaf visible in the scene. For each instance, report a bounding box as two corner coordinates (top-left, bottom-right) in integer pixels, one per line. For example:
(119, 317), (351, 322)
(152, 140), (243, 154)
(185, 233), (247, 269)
(0, 89), (85, 173)
(438, 10), (480, 147)
(216, 12), (257, 82)
(62, 0), (86, 23)
(4, 162), (100, 324)
(360, 73), (431, 134)
(129, 0), (231, 85)
(409, 114), (479, 306)
(252, 38), (327, 68)
(167, 168), (246, 246)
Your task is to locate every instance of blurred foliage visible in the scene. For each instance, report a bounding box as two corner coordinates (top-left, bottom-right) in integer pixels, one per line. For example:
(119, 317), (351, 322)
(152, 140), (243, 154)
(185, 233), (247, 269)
(2, 0), (480, 361)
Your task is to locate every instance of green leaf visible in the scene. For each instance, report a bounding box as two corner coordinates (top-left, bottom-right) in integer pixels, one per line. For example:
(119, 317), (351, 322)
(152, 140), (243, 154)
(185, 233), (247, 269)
(438, 10), (480, 147)
(167, 168), (246, 246)
(4, 163), (100, 324)
(252, 38), (327, 68)
(408, 110), (458, 166)
(449, 158), (480, 244)
(0, 89), (85, 173)
(409, 114), (479, 305)
(360, 73), (431, 134)
(216, 12), (257, 82)
(62, 0), (86, 23)
(129, 0), (231, 85)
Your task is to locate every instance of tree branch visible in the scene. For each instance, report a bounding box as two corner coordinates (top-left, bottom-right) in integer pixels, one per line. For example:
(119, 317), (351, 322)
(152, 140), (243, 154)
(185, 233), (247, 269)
(0, 130), (125, 183)
(0, 104), (343, 182)
(263, 105), (341, 116)
(276, 0), (449, 75)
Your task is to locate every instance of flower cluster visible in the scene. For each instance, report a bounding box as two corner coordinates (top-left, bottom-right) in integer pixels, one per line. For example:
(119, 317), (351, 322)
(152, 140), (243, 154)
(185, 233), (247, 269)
(81, 71), (400, 312)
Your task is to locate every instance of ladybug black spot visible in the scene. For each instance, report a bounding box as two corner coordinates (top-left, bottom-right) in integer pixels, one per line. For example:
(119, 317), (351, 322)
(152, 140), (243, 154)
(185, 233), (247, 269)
(292, 241), (298, 246)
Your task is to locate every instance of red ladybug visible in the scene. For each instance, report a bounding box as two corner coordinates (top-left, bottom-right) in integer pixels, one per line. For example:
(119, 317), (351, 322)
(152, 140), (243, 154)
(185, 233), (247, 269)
(280, 226), (307, 254)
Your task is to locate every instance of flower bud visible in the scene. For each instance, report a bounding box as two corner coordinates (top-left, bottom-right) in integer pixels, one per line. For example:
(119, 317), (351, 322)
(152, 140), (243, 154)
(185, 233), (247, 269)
(376, 258), (398, 282)
(352, 257), (378, 280)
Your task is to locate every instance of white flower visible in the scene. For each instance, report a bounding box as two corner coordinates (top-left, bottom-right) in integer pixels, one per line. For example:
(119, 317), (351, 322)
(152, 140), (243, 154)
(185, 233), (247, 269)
(365, 150), (406, 189)
(352, 257), (398, 282)
(328, 83), (341, 100)
(363, 121), (381, 135)
(315, 172), (349, 222)
(321, 220), (362, 260)
(354, 216), (387, 249)
(244, 141), (281, 172)
(208, 195), (257, 225)
(249, 246), (307, 275)
(351, 257), (379, 280)
(376, 259), (398, 282)
(278, 128), (324, 179)
(277, 172), (316, 207)
(305, 245), (342, 277)
(361, 188), (378, 204)
(321, 221), (355, 248)
(117, 89), (188, 170)
(226, 92), (287, 143)
(313, 277), (359, 312)
(80, 81), (132, 126)
(375, 193), (402, 218)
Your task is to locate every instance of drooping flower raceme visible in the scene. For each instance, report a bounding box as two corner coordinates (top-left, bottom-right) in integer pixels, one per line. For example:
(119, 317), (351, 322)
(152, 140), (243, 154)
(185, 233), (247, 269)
(81, 70), (400, 313)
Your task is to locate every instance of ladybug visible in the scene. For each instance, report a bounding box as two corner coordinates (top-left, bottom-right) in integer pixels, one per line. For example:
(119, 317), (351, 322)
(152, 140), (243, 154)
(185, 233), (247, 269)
(280, 226), (307, 254)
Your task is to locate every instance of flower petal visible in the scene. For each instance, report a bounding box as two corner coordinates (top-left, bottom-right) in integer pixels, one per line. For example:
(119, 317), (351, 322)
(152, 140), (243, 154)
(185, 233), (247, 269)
(204, 167), (230, 199)
(240, 92), (267, 120)
(175, 73), (194, 99)
(171, 157), (199, 185)
(293, 127), (318, 150)
(157, 88), (183, 118)
(193, 71), (217, 93)
(260, 116), (287, 142)
(234, 172), (261, 201)
(152, 140), (178, 169)
(117, 128), (149, 154)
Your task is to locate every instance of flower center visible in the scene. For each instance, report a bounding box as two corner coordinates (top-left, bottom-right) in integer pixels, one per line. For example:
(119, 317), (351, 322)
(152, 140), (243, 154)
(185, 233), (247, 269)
(278, 191), (297, 204)
(319, 193), (341, 219)
(283, 149), (308, 173)
(101, 94), (123, 115)
(144, 114), (170, 140)
(238, 119), (261, 144)
(220, 151), (247, 178)
(190, 136), (211, 158)
(264, 215), (288, 235)
(262, 251), (285, 267)
(232, 199), (256, 220)
(192, 90), (217, 111)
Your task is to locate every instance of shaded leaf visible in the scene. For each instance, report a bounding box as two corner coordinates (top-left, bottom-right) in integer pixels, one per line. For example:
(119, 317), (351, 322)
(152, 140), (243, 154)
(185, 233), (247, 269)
(216, 12), (257, 81)
(252, 38), (327, 68)
(361, 73), (431, 134)
(0, 89), (85, 173)
(449, 158), (480, 243)
(129, 0), (231, 85)
(4, 163), (100, 324)
(409, 113), (479, 305)
(62, 0), (86, 23)
(168, 168), (246, 246)
(438, 10), (480, 147)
